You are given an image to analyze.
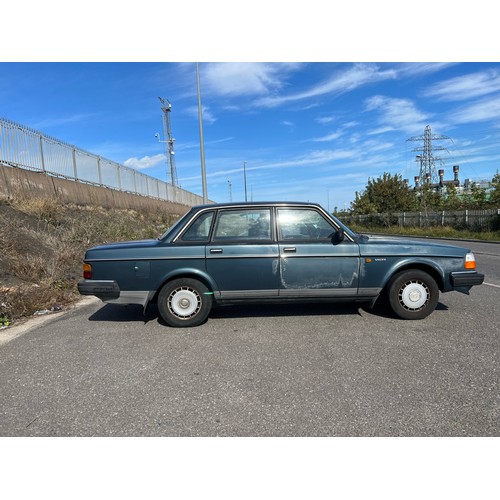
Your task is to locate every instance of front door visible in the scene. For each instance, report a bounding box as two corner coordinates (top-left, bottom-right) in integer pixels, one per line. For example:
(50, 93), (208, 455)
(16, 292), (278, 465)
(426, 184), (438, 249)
(277, 207), (360, 297)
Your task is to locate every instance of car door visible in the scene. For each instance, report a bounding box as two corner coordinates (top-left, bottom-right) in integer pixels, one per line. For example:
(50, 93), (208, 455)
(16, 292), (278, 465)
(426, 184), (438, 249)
(277, 207), (360, 297)
(206, 207), (280, 299)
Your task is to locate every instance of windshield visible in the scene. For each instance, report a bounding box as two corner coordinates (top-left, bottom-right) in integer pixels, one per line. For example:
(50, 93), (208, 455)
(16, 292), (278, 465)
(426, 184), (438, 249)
(158, 210), (194, 241)
(328, 213), (360, 241)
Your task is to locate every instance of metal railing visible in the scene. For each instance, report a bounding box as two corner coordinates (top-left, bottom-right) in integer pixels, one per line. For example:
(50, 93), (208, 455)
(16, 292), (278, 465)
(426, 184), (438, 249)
(0, 117), (207, 207)
(344, 208), (500, 231)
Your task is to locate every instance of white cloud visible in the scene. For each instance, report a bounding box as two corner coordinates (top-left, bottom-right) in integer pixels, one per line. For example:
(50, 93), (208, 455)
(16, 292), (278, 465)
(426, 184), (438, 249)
(255, 63), (397, 108)
(424, 68), (500, 101)
(123, 153), (165, 170)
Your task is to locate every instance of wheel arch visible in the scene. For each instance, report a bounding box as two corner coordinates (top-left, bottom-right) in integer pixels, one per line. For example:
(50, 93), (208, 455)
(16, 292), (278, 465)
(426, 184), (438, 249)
(382, 261), (444, 293)
(149, 268), (219, 304)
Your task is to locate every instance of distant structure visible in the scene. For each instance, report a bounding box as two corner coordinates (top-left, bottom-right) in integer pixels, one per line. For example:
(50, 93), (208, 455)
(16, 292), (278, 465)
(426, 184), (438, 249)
(158, 97), (179, 187)
(407, 125), (452, 186)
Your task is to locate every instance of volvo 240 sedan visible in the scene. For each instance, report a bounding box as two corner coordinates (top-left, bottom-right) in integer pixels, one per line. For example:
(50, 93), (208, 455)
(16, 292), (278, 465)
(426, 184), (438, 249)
(78, 202), (484, 327)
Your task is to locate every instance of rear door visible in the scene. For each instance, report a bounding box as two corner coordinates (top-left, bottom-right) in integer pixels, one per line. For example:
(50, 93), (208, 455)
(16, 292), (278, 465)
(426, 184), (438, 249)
(206, 207), (280, 299)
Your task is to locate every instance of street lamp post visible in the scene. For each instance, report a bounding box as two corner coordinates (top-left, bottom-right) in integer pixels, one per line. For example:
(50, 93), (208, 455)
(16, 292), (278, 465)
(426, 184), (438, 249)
(196, 63), (208, 204)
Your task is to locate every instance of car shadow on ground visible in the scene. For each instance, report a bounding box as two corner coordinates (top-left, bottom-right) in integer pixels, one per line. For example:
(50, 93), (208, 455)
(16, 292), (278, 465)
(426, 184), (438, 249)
(84, 299), (449, 325)
(87, 301), (366, 325)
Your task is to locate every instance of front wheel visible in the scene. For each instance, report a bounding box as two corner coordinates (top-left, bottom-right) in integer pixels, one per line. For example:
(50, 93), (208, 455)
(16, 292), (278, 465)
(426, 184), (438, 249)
(158, 278), (213, 327)
(387, 270), (439, 320)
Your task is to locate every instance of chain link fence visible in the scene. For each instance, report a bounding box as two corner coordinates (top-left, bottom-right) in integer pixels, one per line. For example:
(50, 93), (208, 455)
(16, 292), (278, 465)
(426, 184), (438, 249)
(0, 118), (206, 207)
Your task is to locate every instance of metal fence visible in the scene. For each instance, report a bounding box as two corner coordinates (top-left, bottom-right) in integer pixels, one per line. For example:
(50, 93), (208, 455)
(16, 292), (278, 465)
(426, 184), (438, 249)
(345, 208), (500, 231)
(0, 118), (206, 207)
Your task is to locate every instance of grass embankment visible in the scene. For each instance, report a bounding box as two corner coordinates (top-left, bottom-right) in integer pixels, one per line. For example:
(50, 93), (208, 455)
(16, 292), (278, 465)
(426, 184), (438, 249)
(0, 194), (180, 326)
(350, 224), (500, 242)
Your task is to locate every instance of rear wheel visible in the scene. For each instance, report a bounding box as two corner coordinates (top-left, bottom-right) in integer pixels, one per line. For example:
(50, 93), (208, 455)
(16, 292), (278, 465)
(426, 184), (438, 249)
(158, 278), (213, 327)
(387, 270), (439, 320)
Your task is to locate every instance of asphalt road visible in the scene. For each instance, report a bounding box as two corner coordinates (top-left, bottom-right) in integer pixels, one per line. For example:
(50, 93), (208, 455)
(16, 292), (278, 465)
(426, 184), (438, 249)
(0, 239), (498, 436)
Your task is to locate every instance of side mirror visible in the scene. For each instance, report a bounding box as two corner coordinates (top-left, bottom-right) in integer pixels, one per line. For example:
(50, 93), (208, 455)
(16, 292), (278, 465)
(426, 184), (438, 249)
(331, 227), (345, 244)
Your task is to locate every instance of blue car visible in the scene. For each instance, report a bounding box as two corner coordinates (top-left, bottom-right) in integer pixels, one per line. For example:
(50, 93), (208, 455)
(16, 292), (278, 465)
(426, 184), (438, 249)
(78, 202), (484, 327)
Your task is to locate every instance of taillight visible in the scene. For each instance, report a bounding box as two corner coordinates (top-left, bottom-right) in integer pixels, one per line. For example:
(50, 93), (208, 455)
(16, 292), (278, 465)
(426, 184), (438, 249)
(83, 263), (92, 279)
(464, 253), (476, 270)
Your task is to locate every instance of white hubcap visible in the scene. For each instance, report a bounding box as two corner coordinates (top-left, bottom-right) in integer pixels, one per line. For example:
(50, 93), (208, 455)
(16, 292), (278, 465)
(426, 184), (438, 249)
(169, 288), (200, 318)
(399, 281), (428, 310)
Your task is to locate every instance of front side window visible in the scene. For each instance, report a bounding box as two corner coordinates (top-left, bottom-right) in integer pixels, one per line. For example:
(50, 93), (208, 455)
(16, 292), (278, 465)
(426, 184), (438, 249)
(213, 209), (272, 241)
(278, 208), (335, 241)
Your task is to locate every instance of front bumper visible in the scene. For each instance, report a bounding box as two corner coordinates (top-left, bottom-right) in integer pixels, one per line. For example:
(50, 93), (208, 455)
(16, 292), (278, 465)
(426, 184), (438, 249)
(78, 279), (120, 301)
(450, 271), (484, 291)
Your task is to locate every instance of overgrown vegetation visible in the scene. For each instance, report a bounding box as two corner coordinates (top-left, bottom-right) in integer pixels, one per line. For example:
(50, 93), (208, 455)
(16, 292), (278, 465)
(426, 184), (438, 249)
(0, 193), (180, 325)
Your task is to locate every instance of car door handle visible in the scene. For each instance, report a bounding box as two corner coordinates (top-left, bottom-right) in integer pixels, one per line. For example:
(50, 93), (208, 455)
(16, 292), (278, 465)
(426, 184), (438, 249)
(210, 248), (223, 254)
(283, 247), (296, 253)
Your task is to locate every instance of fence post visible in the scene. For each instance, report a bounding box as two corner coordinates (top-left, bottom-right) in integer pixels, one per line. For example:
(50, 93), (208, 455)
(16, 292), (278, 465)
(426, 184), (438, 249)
(72, 146), (78, 179)
(39, 134), (46, 172)
(97, 156), (103, 185)
(465, 209), (469, 227)
(117, 165), (122, 191)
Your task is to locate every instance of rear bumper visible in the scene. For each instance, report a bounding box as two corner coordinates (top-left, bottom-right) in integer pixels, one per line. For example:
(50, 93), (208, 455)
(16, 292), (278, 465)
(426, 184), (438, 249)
(78, 279), (120, 301)
(450, 271), (485, 289)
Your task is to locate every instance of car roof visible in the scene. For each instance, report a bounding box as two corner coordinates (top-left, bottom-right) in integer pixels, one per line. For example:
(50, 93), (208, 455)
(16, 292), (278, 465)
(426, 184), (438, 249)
(191, 201), (323, 211)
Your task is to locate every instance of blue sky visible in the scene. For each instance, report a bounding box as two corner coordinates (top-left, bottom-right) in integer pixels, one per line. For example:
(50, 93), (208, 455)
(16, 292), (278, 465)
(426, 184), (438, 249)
(2, 62), (500, 210)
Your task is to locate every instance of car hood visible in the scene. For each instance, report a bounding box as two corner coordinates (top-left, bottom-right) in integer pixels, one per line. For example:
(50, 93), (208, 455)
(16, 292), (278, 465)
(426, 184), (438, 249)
(358, 235), (468, 257)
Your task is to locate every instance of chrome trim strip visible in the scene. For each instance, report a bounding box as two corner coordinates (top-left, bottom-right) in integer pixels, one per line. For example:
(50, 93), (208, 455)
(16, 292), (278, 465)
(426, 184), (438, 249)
(279, 288), (358, 297)
(207, 253), (279, 259)
(86, 256), (205, 262)
(219, 290), (278, 299)
(357, 287), (382, 296)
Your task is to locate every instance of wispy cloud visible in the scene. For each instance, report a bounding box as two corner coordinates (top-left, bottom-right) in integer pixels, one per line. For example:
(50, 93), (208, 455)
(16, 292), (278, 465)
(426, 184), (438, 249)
(312, 130), (344, 142)
(254, 63), (397, 108)
(185, 105), (217, 124)
(397, 62), (457, 77)
(450, 95), (500, 124)
(33, 113), (96, 129)
(202, 62), (302, 97)
(364, 95), (433, 134)
(423, 68), (500, 101)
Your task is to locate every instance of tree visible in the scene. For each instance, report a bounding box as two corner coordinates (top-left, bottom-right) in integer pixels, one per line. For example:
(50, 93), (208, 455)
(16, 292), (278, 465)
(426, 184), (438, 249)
(490, 171), (500, 206)
(351, 173), (418, 216)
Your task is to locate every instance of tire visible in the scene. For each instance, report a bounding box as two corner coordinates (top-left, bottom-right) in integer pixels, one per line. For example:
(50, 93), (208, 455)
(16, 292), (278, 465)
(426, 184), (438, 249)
(387, 270), (439, 320)
(158, 278), (213, 327)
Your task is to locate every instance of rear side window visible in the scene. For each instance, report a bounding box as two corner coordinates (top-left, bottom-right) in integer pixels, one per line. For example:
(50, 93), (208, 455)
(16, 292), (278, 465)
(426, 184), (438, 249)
(213, 209), (272, 241)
